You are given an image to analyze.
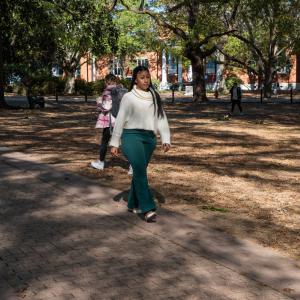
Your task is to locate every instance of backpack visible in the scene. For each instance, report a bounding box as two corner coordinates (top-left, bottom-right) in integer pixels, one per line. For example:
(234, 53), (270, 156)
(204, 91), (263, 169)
(110, 87), (128, 118)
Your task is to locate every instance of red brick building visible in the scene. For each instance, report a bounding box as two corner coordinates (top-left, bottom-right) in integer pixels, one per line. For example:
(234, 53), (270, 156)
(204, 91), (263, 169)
(80, 51), (300, 91)
(80, 51), (190, 84)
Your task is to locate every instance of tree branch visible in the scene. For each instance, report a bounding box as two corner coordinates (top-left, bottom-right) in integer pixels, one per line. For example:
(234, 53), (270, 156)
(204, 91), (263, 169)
(138, 0), (145, 11)
(106, 0), (118, 12)
(41, 0), (80, 20)
(119, 0), (188, 40)
(202, 45), (217, 58)
(199, 30), (236, 47)
(167, 2), (186, 13)
(231, 32), (266, 65)
(216, 45), (258, 75)
(229, 0), (240, 23)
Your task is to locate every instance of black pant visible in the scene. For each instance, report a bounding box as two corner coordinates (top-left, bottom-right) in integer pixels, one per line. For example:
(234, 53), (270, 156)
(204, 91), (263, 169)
(99, 127), (111, 161)
(231, 100), (243, 113)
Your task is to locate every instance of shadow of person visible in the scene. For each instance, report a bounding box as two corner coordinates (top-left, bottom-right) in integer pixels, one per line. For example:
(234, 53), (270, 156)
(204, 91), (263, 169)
(113, 188), (166, 204)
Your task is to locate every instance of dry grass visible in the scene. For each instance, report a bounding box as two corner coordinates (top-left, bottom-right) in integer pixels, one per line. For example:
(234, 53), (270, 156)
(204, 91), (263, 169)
(1, 95), (299, 258)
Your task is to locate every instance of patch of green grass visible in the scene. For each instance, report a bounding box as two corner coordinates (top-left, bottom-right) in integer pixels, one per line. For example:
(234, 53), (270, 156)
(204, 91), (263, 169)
(200, 205), (229, 213)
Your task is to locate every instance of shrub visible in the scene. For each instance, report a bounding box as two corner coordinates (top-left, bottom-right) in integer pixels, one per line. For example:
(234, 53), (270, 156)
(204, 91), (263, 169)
(14, 84), (26, 95)
(74, 78), (87, 95)
(5, 85), (13, 93)
(52, 77), (67, 94)
(86, 82), (94, 95)
(74, 78), (94, 95)
(93, 79), (106, 95)
(151, 78), (160, 90)
(36, 77), (67, 95)
(119, 78), (131, 90)
(225, 75), (243, 90)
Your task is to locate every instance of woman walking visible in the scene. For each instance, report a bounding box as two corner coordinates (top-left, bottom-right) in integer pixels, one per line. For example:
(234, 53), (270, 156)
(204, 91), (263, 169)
(110, 66), (171, 222)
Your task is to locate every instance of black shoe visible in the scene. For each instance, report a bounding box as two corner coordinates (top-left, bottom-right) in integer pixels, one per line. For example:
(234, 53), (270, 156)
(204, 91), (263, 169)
(144, 210), (157, 222)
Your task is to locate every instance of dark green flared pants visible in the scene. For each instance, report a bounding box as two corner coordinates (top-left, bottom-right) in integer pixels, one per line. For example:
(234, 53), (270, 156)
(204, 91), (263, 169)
(121, 129), (157, 213)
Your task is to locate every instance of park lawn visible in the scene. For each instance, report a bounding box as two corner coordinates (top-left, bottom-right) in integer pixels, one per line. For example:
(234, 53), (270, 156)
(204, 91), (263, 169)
(0, 96), (299, 259)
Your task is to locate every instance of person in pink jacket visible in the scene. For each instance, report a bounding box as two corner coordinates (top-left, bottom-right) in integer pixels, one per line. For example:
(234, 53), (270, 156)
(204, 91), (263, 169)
(91, 74), (118, 170)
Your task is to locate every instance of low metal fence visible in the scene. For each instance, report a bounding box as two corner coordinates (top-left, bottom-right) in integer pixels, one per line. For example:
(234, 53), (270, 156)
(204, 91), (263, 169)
(168, 83), (300, 104)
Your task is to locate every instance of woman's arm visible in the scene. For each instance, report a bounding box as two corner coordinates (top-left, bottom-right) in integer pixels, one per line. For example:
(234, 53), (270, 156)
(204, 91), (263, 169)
(157, 111), (171, 150)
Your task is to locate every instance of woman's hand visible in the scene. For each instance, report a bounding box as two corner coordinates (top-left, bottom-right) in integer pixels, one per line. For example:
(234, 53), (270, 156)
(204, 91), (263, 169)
(163, 143), (171, 153)
(111, 147), (119, 157)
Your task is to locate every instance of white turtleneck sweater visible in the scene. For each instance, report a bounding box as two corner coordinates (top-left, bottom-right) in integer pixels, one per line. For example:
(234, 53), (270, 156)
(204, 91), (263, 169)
(110, 86), (171, 148)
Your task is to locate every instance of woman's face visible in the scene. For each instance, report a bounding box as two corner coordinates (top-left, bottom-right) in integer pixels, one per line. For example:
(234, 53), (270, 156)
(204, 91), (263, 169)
(135, 71), (151, 91)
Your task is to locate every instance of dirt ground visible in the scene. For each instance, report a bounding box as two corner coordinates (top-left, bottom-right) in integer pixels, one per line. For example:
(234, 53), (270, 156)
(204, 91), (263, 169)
(1, 94), (299, 259)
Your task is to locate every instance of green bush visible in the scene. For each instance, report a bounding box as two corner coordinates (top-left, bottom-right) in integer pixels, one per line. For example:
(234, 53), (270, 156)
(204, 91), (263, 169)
(27, 73), (52, 95)
(119, 78), (131, 90)
(52, 77), (67, 94)
(93, 79), (106, 95)
(86, 82), (94, 95)
(225, 75), (243, 90)
(5, 85), (13, 93)
(33, 77), (67, 95)
(151, 78), (160, 90)
(74, 78), (94, 95)
(74, 78), (87, 95)
(13, 84), (26, 95)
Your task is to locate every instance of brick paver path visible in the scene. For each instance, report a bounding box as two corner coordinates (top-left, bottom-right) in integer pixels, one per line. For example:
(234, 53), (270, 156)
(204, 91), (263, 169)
(1, 151), (300, 300)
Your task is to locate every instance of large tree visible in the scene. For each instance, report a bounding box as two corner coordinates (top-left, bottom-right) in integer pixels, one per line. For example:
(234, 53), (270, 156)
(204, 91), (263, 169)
(51, 0), (118, 93)
(0, 0), (119, 107)
(220, 0), (300, 97)
(114, 7), (161, 77)
(115, 0), (238, 101)
(0, 0), (57, 107)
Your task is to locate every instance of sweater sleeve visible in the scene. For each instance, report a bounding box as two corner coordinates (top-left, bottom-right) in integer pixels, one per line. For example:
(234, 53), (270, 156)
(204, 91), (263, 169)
(157, 111), (171, 145)
(109, 94), (130, 148)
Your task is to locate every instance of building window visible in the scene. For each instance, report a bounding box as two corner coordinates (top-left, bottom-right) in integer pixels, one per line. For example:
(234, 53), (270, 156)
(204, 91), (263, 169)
(75, 67), (81, 77)
(277, 64), (291, 75)
(136, 58), (149, 68)
(168, 54), (177, 75)
(110, 58), (123, 76)
(52, 65), (63, 77)
(206, 61), (216, 74)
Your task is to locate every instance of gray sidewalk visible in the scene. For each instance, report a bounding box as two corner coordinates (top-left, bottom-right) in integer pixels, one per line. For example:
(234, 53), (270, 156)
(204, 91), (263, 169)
(1, 151), (300, 300)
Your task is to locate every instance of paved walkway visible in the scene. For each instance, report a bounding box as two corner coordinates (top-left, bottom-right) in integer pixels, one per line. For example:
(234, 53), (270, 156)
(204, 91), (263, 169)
(1, 151), (300, 300)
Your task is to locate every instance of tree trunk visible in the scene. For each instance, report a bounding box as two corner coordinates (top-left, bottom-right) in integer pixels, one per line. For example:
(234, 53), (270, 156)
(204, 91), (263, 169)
(185, 44), (209, 102)
(263, 65), (275, 98)
(120, 54), (126, 78)
(191, 57), (208, 102)
(0, 38), (7, 108)
(258, 69), (263, 90)
(217, 54), (226, 92)
(64, 73), (75, 94)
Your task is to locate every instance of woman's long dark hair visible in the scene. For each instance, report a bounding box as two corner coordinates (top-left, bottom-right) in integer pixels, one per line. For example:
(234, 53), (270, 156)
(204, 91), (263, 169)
(130, 65), (164, 119)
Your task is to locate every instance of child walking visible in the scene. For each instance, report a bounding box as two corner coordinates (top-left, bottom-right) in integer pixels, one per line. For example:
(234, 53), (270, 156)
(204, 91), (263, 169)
(110, 66), (171, 222)
(91, 74), (120, 170)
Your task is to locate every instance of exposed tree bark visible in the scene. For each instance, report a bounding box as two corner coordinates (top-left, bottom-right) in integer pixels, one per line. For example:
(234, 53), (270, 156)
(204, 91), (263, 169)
(263, 63), (276, 98)
(62, 54), (83, 94)
(191, 57), (207, 102)
(119, 54), (126, 78)
(0, 0), (8, 108)
(185, 46), (208, 101)
(64, 73), (76, 94)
